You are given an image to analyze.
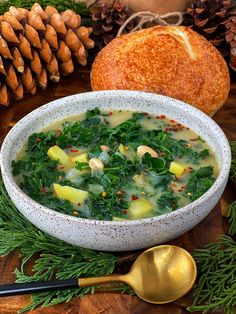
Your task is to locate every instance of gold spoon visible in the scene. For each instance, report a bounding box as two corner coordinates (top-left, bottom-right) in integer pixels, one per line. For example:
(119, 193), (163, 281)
(80, 245), (197, 304)
(0, 245), (197, 304)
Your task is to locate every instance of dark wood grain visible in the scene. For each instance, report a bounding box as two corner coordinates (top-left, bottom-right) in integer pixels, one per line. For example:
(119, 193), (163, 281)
(0, 67), (235, 314)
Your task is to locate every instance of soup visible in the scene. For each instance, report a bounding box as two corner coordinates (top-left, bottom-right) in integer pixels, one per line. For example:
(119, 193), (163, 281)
(12, 108), (218, 221)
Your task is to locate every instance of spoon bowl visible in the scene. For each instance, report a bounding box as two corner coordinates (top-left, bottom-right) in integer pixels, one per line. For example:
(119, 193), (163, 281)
(126, 245), (197, 303)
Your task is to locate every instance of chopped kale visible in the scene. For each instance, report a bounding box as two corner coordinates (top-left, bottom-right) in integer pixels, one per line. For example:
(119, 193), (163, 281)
(157, 192), (179, 212)
(142, 153), (167, 174)
(186, 166), (215, 201)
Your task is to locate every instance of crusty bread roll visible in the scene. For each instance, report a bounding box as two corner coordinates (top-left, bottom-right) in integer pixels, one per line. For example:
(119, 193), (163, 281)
(91, 26), (230, 116)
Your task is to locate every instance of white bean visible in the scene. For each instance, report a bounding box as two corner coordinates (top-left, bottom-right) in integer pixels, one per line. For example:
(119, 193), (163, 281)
(137, 145), (158, 158)
(89, 158), (104, 170)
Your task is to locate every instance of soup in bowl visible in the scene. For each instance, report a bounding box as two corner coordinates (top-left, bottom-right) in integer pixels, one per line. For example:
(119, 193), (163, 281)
(0, 91), (231, 251)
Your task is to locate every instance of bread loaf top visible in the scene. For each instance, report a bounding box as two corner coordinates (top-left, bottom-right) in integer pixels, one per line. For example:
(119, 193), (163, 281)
(91, 26), (230, 116)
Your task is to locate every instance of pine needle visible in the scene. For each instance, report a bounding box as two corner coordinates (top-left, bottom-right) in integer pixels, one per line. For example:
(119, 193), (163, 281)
(228, 200), (236, 236)
(230, 141), (236, 187)
(0, 176), (131, 313)
(187, 235), (236, 314)
(0, 0), (90, 16)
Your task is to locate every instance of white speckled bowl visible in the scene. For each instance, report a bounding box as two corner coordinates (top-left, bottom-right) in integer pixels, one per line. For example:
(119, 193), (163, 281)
(0, 91), (231, 251)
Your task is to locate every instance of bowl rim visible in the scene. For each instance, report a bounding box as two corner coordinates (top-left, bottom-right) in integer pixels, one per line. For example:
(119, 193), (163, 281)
(0, 90), (232, 226)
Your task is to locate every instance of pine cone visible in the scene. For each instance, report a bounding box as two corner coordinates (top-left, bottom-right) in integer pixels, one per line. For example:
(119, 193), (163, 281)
(225, 10), (236, 70)
(184, 0), (235, 56)
(0, 3), (95, 107)
(91, 0), (132, 50)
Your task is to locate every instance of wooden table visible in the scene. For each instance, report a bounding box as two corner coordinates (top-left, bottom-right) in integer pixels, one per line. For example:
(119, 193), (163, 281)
(0, 67), (235, 314)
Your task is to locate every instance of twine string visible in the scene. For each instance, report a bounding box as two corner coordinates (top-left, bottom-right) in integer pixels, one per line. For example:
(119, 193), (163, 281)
(117, 11), (183, 37)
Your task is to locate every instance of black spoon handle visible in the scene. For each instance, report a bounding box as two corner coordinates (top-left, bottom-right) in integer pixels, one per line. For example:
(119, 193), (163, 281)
(0, 278), (78, 297)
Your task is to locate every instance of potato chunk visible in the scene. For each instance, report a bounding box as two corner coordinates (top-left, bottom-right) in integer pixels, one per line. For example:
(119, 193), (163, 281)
(69, 153), (88, 164)
(53, 183), (89, 204)
(47, 145), (69, 166)
(128, 198), (153, 220)
(169, 161), (185, 177)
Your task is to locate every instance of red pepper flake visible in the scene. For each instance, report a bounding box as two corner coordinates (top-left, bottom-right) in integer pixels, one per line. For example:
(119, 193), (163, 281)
(121, 209), (128, 214)
(121, 190), (126, 194)
(67, 145), (72, 149)
(178, 189), (182, 192)
(132, 195), (139, 201)
(160, 115), (166, 119)
(171, 182), (177, 187)
(143, 112), (149, 116)
(58, 166), (65, 170)
(169, 119), (176, 123)
(70, 149), (79, 153)
(109, 112), (113, 115)
(40, 187), (48, 193)
(156, 115), (160, 119)
(147, 116), (151, 120)
(175, 176), (180, 181)
(181, 185), (186, 190)
(35, 138), (42, 143)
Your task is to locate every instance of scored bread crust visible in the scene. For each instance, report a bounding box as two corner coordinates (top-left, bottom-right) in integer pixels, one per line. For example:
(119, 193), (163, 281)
(91, 26), (230, 116)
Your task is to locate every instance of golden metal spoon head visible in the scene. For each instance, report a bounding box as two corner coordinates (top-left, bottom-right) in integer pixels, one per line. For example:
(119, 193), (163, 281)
(125, 245), (197, 304)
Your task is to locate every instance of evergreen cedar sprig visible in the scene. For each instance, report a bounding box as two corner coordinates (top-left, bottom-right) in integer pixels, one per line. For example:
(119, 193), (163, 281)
(0, 176), (132, 313)
(230, 141), (236, 186)
(188, 200), (236, 314)
(228, 200), (236, 236)
(0, 0), (90, 16)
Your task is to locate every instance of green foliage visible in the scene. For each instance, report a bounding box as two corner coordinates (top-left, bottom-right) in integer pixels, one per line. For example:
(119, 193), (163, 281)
(0, 176), (131, 313)
(188, 200), (236, 314)
(142, 153), (167, 174)
(188, 236), (236, 314)
(228, 200), (236, 236)
(156, 134), (210, 163)
(230, 141), (236, 186)
(0, 0), (90, 16)
(185, 166), (215, 201)
(157, 192), (179, 212)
